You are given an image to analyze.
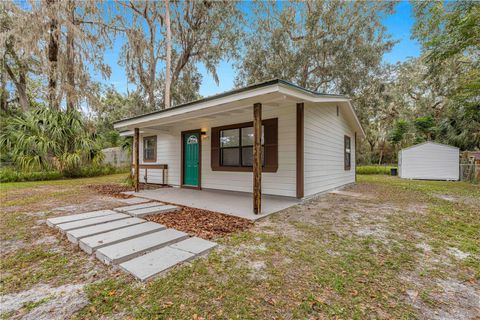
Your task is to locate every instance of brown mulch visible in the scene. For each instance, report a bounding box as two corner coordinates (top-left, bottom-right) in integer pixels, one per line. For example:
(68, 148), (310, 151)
(145, 207), (254, 239)
(85, 184), (133, 199)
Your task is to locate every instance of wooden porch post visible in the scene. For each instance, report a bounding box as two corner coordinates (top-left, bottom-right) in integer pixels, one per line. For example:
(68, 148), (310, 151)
(253, 103), (262, 214)
(134, 128), (140, 192)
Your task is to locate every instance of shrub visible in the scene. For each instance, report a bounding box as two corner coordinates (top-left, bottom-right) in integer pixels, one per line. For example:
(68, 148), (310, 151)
(0, 167), (62, 183)
(356, 165), (397, 175)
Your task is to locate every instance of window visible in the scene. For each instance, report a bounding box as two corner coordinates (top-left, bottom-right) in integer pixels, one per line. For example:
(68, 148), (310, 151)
(344, 135), (351, 170)
(219, 126), (264, 167)
(143, 136), (156, 162)
(211, 118), (278, 172)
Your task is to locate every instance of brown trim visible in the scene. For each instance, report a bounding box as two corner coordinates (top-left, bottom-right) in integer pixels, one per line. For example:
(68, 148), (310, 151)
(210, 118), (278, 172)
(344, 135), (352, 171)
(131, 164), (168, 170)
(253, 103), (262, 214)
(134, 128), (140, 192)
(354, 132), (357, 182)
(181, 129), (202, 190)
(296, 102), (304, 199)
(142, 135), (157, 162)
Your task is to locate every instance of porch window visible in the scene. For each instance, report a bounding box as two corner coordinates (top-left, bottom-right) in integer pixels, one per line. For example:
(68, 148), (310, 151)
(344, 135), (351, 170)
(219, 126), (264, 167)
(211, 118), (278, 172)
(143, 136), (157, 162)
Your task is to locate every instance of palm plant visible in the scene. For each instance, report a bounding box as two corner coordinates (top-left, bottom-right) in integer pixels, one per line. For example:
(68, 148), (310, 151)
(0, 108), (103, 172)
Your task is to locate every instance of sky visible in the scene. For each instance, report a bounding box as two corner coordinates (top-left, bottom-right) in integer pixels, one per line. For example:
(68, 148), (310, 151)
(100, 1), (421, 98)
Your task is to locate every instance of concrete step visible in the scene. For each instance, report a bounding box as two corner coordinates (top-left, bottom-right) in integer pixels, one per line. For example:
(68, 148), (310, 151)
(95, 229), (189, 265)
(117, 197), (151, 204)
(114, 202), (163, 213)
(127, 205), (180, 218)
(56, 213), (130, 232)
(79, 222), (166, 254)
(119, 246), (195, 281)
(46, 210), (115, 227)
(170, 237), (217, 255)
(66, 218), (146, 244)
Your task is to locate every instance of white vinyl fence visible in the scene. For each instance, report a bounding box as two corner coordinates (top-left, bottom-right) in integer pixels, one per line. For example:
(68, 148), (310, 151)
(102, 147), (130, 167)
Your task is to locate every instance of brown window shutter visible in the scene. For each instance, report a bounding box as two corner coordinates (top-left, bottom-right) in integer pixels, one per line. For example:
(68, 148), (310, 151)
(263, 118), (278, 172)
(211, 127), (220, 170)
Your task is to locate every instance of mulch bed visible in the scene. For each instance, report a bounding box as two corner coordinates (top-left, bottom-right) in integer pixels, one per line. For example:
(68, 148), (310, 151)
(86, 184), (133, 199)
(145, 207), (254, 239)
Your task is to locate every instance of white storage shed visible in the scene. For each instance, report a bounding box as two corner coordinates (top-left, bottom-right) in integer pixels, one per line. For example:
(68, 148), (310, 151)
(398, 142), (459, 180)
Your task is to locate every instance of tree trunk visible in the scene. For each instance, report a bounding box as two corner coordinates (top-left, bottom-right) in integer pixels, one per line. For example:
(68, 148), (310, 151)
(66, 0), (76, 112)
(47, 0), (59, 110)
(1, 60), (8, 112)
(164, 0), (171, 109)
(4, 63), (28, 112)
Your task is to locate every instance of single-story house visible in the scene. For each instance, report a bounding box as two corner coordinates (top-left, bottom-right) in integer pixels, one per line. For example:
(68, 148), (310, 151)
(398, 141), (459, 181)
(114, 79), (365, 214)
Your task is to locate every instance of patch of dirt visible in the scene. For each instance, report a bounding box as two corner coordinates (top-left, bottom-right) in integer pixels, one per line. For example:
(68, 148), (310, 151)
(0, 284), (88, 319)
(405, 278), (480, 320)
(85, 184), (133, 199)
(145, 207), (254, 239)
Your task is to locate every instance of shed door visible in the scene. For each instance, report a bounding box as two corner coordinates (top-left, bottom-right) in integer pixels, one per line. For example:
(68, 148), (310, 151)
(183, 132), (200, 186)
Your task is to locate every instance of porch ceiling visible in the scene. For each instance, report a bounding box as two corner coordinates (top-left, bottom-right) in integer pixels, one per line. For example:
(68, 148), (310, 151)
(131, 187), (301, 221)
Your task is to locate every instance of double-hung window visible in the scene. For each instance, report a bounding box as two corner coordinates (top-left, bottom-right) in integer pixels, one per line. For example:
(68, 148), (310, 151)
(220, 126), (264, 167)
(143, 136), (156, 162)
(344, 135), (351, 170)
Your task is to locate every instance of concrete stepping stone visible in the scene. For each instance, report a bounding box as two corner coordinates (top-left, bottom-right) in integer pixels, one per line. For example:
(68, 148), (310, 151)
(117, 197), (151, 204)
(56, 213), (130, 232)
(79, 222), (166, 254)
(114, 202), (163, 212)
(127, 205), (180, 218)
(96, 229), (188, 265)
(46, 210), (115, 227)
(66, 218), (146, 244)
(119, 246), (195, 281)
(169, 237), (217, 255)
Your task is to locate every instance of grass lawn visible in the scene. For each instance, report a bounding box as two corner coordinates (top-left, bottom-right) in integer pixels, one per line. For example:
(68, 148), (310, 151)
(1, 174), (478, 319)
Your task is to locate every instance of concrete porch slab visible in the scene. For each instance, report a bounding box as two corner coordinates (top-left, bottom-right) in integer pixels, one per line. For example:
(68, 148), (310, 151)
(46, 210), (115, 227)
(79, 222), (166, 254)
(66, 218), (145, 244)
(132, 188), (300, 220)
(95, 229), (188, 265)
(56, 213), (130, 232)
(126, 205), (180, 218)
(117, 197), (152, 204)
(119, 246), (195, 281)
(114, 202), (164, 212)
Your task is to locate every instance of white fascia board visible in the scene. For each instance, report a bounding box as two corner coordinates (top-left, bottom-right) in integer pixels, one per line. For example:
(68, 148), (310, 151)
(277, 86), (365, 138)
(113, 84), (280, 130)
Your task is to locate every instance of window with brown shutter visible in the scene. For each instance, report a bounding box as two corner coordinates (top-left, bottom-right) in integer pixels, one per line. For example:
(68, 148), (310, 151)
(344, 135), (351, 170)
(211, 118), (278, 172)
(143, 136), (157, 162)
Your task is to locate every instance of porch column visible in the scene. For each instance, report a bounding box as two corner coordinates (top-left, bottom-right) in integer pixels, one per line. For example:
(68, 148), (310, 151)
(253, 103), (262, 214)
(134, 127), (140, 192)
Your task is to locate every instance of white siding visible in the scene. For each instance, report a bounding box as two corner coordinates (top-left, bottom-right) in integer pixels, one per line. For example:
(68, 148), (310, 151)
(138, 104), (297, 197)
(399, 142), (459, 180)
(304, 103), (356, 197)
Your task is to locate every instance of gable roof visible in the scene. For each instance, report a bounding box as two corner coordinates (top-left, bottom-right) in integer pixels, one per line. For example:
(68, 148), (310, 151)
(401, 141), (460, 152)
(114, 79), (365, 138)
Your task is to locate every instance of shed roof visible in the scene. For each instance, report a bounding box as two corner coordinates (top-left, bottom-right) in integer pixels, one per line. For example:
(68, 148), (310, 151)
(400, 141), (460, 152)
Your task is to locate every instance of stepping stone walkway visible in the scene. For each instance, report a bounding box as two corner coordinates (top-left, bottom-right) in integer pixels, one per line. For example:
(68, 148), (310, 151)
(117, 197), (151, 204)
(46, 207), (216, 281)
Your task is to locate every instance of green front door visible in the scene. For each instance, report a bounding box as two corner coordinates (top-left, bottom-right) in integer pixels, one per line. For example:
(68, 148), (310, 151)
(183, 132), (200, 186)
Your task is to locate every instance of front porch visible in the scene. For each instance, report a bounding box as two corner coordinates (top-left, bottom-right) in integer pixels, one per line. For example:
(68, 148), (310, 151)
(129, 187), (300, 221)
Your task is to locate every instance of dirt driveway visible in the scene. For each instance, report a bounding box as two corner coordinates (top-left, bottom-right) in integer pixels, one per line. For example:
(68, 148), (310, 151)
(1, 174), (478, 319)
